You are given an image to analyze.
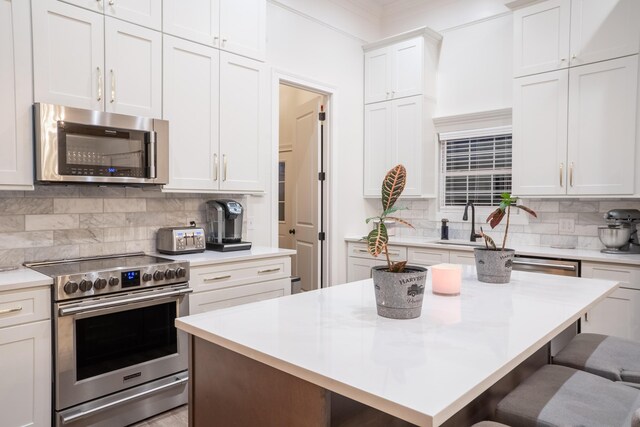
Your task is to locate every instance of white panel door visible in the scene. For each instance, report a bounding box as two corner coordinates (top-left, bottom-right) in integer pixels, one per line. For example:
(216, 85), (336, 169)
(57, 0), (103, 13)
(162, 0), (219, 47)
(513, 0), (571, 77)
(163, 36), (219, 191)
(219, 0), (266, 61)
(0, 0), (33, 189)
(582, 288), (640, 342)
(512, 70), (569, 196)
(104, 0), (162, 30)
(391, 95), (422, 196)
(0, 321), (51, 427)
(363, 102), (392, 196)
(570, 0), (640, 67)
(364, 46), (391, 104)
(390, 37), (423, 101)
(567, 55), (638, 195)
(33, 0), (105, 111)
(105, 17), (161, 118)
(219, 52), (266, 192)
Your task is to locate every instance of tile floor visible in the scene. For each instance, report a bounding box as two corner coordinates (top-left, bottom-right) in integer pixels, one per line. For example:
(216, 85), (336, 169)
(131, 405), (187, 426)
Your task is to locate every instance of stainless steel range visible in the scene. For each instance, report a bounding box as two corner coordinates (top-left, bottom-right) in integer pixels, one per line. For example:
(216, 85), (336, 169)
(27, 253), (192, 427)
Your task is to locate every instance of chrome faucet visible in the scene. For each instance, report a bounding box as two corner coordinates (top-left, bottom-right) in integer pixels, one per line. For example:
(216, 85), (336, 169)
(462, 202), (482, 242)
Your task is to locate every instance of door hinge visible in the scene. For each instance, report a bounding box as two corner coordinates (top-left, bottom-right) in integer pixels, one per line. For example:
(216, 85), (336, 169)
(319, 106), (326, 122)
(318, 232), (325, 241)
(318, 172), (326, 181)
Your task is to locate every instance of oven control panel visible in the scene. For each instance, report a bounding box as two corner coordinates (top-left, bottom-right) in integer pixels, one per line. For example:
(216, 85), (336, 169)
(56, 261), (190, 301)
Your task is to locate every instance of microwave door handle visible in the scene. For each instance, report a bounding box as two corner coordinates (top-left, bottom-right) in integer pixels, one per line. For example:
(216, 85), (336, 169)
(146, 131), (157, 179)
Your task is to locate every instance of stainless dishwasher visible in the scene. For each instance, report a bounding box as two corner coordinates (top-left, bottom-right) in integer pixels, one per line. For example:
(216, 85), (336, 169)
(512, 255), (581, 357)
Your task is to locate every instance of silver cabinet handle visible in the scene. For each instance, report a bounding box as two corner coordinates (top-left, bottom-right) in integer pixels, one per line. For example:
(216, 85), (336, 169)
(222, 38), (227, 47)
(356, 248), (399, 256)
(559, 163), (563, 187)
(569, 162), (574, 187)
(561, 58), (566, 62)
(109, 0), (114, 5)
(391, 91), (395, 97)
(213, 153), (218, 181)
(204, 275), (231, 282)
(572, 54), (577, 60)
(223, 154), (228, 181)
(0, 306), (23, 315)
(97, 67), (103, 101)
(59, 288), (192, 316)
(110, 69), (115, 103)
(213, 36), (219, 47)
(258, 268), (281, 274)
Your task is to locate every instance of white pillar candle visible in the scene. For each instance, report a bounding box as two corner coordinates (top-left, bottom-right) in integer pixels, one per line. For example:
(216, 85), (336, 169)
(431, 263), (462, 296)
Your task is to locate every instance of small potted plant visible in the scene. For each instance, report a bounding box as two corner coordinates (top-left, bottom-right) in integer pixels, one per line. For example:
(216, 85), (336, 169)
(475, 193), (537, 283)
(366, 164), (427, 319)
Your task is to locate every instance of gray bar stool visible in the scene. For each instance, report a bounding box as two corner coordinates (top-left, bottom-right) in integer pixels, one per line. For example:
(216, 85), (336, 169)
(480, 365), (640, 427)
(553, 333), (640, 389)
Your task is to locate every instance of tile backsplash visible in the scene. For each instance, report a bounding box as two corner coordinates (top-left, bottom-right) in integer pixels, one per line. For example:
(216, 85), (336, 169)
(0, 186), (246, 268)
(392, 198), (640, 250)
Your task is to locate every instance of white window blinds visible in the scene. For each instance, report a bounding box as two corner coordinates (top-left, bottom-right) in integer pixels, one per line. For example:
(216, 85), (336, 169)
(439, 126), (512, 208)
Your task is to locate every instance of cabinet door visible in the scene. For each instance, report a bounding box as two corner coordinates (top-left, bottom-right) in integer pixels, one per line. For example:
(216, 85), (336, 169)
(57, 0), (103, 13)
(391, 96), (423, 196)
(219, 0), (266, 61)
(512, 70), (569, 196)
(363, 102), (392, 196)
(449, 251), (476, 266)
(570, 0), (640, 67)
(567, 55), (638, 195)
(104, 18), (161, 118)
(162, 0), (219, 47)
(0, 321), (51, 427)
(407, 248), (449, 267)
(364, 46), (391, 104)
(389, 37), (423, 100)
(33, 0), (105, 111)
(513, 0), (570, 77)
(163, 36), (219, 191)
(582, 287), (640, 342)
(190, 278), (290, 315)
(347, 257), (386, 283)
(219, 52), (267, 192)
(104, 0), (162, 30)
(0, 0), (33, 189)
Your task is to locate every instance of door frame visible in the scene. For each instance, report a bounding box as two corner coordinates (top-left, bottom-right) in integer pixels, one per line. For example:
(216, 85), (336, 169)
(271, 70), (336, 288)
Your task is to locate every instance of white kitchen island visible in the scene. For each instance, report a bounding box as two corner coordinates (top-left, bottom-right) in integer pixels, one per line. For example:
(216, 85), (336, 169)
(176, 267), (619, 426)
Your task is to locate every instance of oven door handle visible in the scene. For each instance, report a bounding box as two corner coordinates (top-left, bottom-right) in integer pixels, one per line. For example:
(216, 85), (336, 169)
(58, 288), (192, 317)
(59, 372), (189, 425)
(512, 260), (577, 272)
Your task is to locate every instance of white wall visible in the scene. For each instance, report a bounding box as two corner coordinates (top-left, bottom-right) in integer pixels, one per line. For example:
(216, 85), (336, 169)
(267, 1), (371, 285)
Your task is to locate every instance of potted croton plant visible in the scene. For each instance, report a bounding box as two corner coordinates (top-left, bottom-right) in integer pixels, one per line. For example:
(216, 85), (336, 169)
(475, 193), (537, 284)
(366, 164), (427, 319)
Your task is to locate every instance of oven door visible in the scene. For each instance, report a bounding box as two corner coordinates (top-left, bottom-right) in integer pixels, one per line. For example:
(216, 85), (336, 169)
(54, 285), (191, 411)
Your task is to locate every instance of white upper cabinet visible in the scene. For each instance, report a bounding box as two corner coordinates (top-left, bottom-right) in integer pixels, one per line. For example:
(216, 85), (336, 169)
(33, 0), (105, 111)
(0, 0), (33, 189)
(104, 17), (162, 118)
(364, 36), (424, 104)
(163, 0), (266, 61)
(33, 0), (162, 118)
(513, 0), (640, 77)
(363, 102), (392, 195)
(58, 0), (162, 29)
(567, 55), (638, 195)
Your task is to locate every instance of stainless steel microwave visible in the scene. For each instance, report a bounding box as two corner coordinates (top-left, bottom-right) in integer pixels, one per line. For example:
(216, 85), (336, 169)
(34, 103), (168, 185)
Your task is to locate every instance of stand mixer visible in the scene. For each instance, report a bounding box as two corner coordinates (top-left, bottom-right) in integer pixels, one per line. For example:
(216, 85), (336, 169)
(598, 209), (640, 254)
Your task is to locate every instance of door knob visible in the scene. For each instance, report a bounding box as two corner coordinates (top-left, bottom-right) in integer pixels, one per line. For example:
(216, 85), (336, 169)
(289, 229), (296, 235)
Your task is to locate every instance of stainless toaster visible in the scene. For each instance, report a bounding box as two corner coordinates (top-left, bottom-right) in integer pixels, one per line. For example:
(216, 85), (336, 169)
(156, 225), (206, 255)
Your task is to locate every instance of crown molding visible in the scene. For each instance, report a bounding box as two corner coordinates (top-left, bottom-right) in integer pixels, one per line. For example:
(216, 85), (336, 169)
(433, 108), (512, 133)
(363, 26), (442, 51)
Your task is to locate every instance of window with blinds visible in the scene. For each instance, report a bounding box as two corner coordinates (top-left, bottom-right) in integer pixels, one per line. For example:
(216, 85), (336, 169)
(439, 128), (512, 208)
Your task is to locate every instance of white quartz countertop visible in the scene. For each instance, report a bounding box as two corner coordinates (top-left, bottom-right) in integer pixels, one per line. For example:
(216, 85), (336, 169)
(0, 267), (53, 292)
(345, 235), (640, 266)
(157, 246), (295, 267)
(176, 268), (618, 426)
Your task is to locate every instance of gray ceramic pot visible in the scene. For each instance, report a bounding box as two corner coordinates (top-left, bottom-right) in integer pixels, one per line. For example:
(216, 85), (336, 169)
(372, 265), (428, 319)
(474, 248), (515, 284)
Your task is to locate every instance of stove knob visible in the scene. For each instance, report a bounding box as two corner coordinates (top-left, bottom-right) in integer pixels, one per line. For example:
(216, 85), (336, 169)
(153, 270), (165, 281)
(64, 281), (78, 294)
(176, 267), (186, 278)
(142, 273), (153, 282)
(79, 279), (93, 292)
(165, 269), (176, 279)
(94, 278), (107, 290)
(109, 277), (120, 287)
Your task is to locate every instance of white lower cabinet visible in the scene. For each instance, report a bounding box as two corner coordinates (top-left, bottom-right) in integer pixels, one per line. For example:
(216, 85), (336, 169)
(0, 287), (51, 427)
(189, 257), (292, 315)
(347, 258), (386, 283)
(407, 247), (449, 267)
(581, 262), (640, 341)
(448, 250), (477, 266)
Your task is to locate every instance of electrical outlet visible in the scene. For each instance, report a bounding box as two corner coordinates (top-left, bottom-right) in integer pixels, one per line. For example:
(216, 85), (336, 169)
(559, 218), (575, 234)
(247, 217), (255, 230)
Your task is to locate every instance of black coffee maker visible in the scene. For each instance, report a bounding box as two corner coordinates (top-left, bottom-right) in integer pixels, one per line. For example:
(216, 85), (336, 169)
(205, 200), (252, 252)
